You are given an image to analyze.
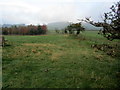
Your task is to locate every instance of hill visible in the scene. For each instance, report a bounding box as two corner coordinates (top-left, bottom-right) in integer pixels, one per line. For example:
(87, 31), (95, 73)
(47, 21), (103, 31)
(81, 22), (103, 30)
(2, 24), (25, 28)
(47, 22), (70, 30)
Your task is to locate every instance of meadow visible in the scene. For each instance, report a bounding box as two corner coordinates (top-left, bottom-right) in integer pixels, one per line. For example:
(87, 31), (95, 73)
(2, 31), (120, 88)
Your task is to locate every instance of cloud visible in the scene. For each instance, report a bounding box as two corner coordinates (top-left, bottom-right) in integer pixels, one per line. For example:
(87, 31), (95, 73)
(0, 0), (76, 24)
(0, 0), (118, 24)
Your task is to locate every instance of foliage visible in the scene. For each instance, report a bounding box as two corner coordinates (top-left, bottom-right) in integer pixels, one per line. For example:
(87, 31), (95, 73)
(2, 25), (47, 35)
(80, 1), (120, 40)
(55, 28), (60, 34)
(65, 22), (85, 35)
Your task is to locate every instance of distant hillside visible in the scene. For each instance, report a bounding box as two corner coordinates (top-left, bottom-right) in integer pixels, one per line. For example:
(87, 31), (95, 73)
(2, 24), (25, 28)
(47, 22), (70, 30)
(81, 22), (103, 30)
(1, 22), (103, 31)
(47, 21), (103, 31)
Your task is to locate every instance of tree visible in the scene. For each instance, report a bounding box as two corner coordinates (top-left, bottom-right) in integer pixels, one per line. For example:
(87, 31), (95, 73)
(55, 28), (60, 34)
(41, 25), (47, 34)
(80, 1), (120, 40)
(2, 27), (8, 35)
(65, 22), (85, 35)
(37, 25), (42, 34)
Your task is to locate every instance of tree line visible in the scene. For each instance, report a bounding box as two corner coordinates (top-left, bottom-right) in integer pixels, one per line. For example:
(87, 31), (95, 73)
(2, 24), (47, 35)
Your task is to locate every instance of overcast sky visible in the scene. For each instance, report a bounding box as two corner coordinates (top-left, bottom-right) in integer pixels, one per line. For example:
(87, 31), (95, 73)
(0, 0), (119, 25)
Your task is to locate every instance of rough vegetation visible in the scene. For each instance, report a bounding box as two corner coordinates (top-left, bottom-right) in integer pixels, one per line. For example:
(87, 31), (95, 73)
(91, 43), (120, 57)
(2, 31), (120, 88)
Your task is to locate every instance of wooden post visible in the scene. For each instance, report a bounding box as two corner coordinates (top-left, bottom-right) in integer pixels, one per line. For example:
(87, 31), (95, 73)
(2, 36), (5, 47)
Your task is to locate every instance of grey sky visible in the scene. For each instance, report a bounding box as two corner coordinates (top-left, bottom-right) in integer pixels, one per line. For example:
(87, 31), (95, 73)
(0, 0), (119, 25)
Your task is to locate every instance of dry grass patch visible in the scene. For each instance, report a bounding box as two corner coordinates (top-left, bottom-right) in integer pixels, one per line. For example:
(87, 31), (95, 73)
(80, 50), (89, 56)
(11, 47), (29, 58)
(64, 35), (69, 37)
(92, 51), (104, 61)
(51, 52), (65, 61)
(35, 52), (41, 56)
(23, 43), (57, 47)
(95, 54), (104, 60)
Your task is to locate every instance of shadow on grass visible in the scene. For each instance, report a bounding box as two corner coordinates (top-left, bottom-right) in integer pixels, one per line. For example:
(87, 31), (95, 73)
(5, 44), (11, 47)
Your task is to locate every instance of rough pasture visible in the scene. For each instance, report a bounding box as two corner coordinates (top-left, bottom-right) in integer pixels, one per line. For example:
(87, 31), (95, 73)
(2, 31), (120, 88)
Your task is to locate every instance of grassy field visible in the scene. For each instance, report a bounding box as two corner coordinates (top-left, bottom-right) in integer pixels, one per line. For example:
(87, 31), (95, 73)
(2, 31), (120, 88)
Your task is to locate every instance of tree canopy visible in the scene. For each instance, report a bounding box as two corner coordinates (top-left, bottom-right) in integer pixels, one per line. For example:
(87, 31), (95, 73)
(65, 22), (85, 35)
(80, 1), (120, 40)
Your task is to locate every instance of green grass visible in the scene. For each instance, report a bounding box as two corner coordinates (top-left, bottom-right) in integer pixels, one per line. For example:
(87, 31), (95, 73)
(2, 31), (120, 88)
(0, 46), (2, 89)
